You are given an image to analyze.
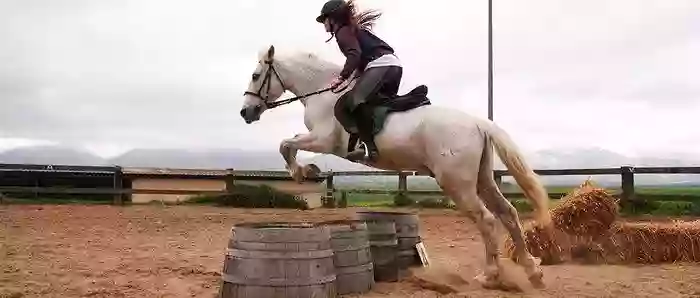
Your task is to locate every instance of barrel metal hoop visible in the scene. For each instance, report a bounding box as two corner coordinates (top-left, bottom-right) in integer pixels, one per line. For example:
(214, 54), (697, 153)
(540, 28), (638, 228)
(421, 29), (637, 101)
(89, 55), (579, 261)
(398, 250), (418, 256)
(332, 243), (370, 252)
(369, 240), (398, 247)
(226, 248), (334, 259)
(336, 262), (374, 275)
(222, 273), (336, 286)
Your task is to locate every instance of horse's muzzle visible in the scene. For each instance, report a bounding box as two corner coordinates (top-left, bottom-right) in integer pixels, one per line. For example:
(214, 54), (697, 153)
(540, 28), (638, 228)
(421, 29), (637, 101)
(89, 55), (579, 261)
(240, 105), (262, 124)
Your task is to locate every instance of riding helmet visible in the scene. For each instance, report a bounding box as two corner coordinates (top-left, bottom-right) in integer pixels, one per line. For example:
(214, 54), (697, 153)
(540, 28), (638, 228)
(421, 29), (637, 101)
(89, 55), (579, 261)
(316, 0), (349, 23)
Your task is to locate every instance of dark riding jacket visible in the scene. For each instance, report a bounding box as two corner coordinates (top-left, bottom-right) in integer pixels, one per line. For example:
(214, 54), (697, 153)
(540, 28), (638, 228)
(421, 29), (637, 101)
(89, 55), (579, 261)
(333, 25), (394, 80)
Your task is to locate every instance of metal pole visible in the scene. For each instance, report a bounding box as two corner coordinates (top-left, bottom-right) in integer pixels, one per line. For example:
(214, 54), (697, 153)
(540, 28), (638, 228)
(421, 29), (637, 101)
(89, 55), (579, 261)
(487, 0), (494, 121)
(488, 0), (498, 187)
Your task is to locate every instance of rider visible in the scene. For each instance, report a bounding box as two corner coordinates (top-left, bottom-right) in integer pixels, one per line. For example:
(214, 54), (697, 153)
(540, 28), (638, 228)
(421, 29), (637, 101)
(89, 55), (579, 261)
(316, 0), (403, 162)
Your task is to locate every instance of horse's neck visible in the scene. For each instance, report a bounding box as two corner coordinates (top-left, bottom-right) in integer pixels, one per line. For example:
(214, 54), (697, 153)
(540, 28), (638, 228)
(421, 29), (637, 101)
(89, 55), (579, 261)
(280, 54), (340, 105)
(280, 53), (350, 155)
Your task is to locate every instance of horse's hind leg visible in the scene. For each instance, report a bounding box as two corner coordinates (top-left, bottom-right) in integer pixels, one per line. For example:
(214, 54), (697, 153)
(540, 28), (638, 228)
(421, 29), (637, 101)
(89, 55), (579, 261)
(432, 157), (503, 289)
(476, 137), (545, 288)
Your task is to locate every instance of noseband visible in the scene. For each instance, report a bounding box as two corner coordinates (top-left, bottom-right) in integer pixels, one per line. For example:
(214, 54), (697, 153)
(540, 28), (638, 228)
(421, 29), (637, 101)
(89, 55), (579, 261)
(243, 59), (334, 109)
(243, 59), (286, 107)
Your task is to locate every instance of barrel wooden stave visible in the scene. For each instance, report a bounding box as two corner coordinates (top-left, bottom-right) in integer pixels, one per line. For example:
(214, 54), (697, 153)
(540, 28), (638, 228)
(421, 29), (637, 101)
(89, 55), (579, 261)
(321, 220), (375, 295)
(335, 263), (374, 295)
(361, 220), (400, 282)
(396, 235), (422, 271)
(220, 282), (335, 298)
(355, 211), (423, 280)
(221, 222), (337, 298)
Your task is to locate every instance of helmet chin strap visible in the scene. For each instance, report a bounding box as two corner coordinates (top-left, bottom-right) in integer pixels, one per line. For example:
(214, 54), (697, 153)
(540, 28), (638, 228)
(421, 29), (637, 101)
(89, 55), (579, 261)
(324, 22), (337, 43)
(325, 32), (335, 43)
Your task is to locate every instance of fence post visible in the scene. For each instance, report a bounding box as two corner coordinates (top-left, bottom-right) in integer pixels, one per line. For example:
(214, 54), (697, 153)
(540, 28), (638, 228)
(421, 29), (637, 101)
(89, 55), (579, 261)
(398, 172), (408, 196)
(113, 166), (124, 205)
(339, 191), (348, 208)
(225, 168), (235, 194)
(323, 172), (335, 208)
(620, 166), (635, 205)
(494, 173), (502, 189)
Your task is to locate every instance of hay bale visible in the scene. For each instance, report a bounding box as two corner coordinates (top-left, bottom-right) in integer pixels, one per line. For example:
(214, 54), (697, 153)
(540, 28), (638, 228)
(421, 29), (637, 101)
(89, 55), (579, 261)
(598, 221), (700, 264)
(551, 178), (620, 237)
(504, 178), (619, 264)
(504, 223), (567, 265)
(505, 179), (700, 265)
(504, 222), (608, 265)
(523, 220), (700, 265)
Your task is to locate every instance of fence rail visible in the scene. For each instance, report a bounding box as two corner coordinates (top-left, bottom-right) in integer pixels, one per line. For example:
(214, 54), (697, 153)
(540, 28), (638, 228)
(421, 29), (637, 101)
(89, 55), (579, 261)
(1, 165), (700, 206)
(0, 186), (228, 196)
(323, 166), (700, 206)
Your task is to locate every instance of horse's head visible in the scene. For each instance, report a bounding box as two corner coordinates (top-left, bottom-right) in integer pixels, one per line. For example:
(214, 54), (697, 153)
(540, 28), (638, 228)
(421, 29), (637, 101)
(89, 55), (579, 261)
(240, 45), (287, 124)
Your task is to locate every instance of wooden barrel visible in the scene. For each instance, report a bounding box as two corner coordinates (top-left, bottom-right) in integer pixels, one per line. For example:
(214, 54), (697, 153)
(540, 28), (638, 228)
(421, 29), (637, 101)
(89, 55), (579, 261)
(220, 222), (337, 298)
(352, 213), (400, 282)
(355, 211), (422, 277)
(319, 220), (374, 295)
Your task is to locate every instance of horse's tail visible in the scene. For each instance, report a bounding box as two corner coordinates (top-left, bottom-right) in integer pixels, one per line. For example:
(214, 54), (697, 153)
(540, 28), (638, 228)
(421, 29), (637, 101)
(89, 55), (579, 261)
(485, 123), (552, 228)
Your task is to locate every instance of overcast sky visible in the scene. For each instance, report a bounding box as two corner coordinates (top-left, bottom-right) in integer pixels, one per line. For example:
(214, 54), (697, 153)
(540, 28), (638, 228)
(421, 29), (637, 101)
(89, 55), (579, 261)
(1, 0), (698, 159)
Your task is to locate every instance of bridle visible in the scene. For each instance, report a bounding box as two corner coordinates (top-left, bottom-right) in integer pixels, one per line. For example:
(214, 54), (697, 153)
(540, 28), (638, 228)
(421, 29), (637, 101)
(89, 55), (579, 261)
(243, 59), (333, 109)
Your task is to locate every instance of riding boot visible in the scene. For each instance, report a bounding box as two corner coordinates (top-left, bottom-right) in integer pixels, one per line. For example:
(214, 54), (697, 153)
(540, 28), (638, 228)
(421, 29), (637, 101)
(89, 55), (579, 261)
(355, 105), (379, 162)
(345, 105), (379, 162)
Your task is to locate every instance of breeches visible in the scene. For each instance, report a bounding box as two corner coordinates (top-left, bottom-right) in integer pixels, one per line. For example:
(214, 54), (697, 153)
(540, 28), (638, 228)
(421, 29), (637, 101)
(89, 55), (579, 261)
(339, 65), (403, 113)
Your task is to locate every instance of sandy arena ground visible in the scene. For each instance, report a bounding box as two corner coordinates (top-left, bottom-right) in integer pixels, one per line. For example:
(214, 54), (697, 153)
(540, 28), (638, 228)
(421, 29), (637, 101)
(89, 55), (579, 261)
(2, 204), (700, 298)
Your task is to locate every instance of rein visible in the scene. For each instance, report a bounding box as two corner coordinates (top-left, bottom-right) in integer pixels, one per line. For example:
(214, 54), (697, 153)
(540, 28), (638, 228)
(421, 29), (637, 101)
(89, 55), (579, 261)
(266, 86), (333, 109)
(243, 58), (352, 110)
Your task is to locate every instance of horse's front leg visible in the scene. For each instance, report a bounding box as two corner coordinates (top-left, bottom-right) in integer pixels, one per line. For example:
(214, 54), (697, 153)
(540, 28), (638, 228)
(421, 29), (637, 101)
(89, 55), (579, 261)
(279, 131), (334, 183)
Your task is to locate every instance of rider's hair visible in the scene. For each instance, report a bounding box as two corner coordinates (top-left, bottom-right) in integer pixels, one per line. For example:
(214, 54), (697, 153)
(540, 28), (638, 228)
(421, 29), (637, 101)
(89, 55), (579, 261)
(339, 0), (383, 31)
(325, 0), (382, 43)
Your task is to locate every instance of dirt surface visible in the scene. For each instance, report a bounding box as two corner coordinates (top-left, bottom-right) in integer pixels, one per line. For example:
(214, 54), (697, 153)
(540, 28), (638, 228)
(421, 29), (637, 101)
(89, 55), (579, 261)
(2, 204), (700, 298)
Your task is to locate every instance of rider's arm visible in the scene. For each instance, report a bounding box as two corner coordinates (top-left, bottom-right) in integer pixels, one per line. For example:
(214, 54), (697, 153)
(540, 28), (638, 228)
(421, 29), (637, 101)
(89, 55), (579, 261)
(335, 26), (362, 80)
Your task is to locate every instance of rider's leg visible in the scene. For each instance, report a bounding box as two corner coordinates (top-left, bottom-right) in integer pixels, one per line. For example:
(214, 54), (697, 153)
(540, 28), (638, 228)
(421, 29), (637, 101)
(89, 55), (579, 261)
(344, 66), (403, 162)
(353, 103), (379, 160)
(379, 66), (402, 98)
(343, 67), (387, 161)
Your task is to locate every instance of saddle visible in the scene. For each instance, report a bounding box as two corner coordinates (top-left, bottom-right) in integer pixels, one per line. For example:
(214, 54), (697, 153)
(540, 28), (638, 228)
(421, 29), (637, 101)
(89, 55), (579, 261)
(375, 84), (431, 113)
(335, 84), (432, 154)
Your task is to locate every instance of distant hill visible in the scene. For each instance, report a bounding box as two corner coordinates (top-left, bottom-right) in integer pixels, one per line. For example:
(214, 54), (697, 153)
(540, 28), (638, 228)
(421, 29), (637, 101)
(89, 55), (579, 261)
(0, 146), (109, 166)
(110, 148), (288, 170)
(1, 145), (700, 188)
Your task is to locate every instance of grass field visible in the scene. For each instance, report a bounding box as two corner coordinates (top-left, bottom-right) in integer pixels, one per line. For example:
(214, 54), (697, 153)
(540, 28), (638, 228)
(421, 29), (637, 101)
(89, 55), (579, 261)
(338, 185), (700, 216)
(4, 184), (700, 216)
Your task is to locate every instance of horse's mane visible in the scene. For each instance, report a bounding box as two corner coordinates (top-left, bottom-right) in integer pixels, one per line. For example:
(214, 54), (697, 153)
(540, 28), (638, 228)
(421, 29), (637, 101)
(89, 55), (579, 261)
(346, 0), (382, 31)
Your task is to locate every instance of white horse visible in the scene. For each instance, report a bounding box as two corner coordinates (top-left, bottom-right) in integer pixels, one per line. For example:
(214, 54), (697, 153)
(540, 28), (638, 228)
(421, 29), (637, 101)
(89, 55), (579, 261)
(239, 45), (553, 290)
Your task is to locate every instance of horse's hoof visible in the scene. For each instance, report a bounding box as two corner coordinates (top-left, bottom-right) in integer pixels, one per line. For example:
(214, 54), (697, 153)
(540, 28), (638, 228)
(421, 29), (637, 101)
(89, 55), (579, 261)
(528, 271), (546, 289)
(474, 273), (500, 289)
(474, 274), (503, 290)
(302, 164), (321, 179)
(288, 166), (304, 183)
(474, 273), (523, 292)
(531, 257), (542, 266)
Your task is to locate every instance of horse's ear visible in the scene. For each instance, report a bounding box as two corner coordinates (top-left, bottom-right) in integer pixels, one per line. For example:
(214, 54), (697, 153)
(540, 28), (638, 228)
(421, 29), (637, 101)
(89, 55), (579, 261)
(267, 45), (275, 59)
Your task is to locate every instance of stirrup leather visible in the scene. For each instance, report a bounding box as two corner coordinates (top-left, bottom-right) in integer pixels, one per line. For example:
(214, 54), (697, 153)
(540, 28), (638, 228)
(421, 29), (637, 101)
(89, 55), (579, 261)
(359, 142), (370, 158)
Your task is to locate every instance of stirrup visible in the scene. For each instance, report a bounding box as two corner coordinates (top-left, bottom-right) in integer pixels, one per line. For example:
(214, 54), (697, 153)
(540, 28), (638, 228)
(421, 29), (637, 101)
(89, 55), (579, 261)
(346, 149), (366, 162)
(346, 142), (376, 162)
(359, 141), (379, 161)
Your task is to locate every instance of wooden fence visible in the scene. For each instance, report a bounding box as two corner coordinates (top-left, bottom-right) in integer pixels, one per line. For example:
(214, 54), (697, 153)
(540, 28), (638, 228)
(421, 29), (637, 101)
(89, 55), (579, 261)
(323, 166), (700, 206)
(0, 165), (325, 205)
(2, 164), (700, 206)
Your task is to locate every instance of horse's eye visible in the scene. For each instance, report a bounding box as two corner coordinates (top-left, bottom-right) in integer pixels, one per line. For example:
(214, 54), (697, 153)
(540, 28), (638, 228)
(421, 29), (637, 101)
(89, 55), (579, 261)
(252, 73), (260, 81)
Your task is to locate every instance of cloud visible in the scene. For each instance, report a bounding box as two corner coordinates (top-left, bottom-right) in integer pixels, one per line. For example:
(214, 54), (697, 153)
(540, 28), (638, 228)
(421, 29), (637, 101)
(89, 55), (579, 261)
(0, 0), (698, 162)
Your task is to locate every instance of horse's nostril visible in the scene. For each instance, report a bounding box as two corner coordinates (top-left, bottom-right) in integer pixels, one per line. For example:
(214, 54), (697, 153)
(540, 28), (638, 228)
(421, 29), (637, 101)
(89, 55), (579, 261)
(240, 109), (246, 118)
